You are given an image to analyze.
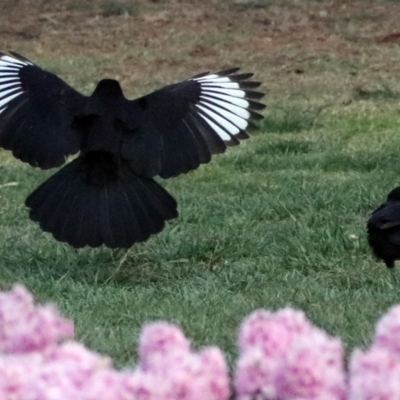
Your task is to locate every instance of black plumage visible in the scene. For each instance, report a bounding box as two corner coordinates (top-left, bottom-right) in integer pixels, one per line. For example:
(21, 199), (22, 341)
(0, 52), (265, 248)
(367, 187), (400, 268)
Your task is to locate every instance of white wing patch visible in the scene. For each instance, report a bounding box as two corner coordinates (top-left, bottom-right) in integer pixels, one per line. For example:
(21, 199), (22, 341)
(191, 71), (257, 143)
(0, 55), (30, 66)
(0, 54), (28, 115)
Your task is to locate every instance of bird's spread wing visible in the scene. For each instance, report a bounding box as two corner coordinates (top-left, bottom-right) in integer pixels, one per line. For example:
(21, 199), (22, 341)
(368, 203), (400, 229)
(0, 52), (86, 169)
(121, 68), (266, 178)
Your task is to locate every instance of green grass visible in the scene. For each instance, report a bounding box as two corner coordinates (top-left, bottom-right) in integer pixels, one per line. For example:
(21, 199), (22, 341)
(1, 101), (400, 368)
(261, 104), (328, 134)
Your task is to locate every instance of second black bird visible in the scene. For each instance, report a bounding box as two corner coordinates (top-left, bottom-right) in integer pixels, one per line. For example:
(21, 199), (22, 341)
(367, 187), (400, 268)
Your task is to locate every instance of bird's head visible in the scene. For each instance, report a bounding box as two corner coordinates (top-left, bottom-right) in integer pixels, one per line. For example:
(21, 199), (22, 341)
(92, 79), (124, 99)
(387, 186), (400, 202)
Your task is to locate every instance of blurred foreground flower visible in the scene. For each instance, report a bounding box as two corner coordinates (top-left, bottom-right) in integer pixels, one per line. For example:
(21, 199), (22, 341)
(0, 285), (229, 400)
(0, 284), (73, 353)
(347, 304), (400, 400)
(3, 284), (400, 399)
(348, 347), (400, 400)
(234, 308), (346, 400)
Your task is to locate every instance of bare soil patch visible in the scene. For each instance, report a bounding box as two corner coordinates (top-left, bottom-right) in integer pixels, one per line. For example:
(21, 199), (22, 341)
(1, 1), (400, 103)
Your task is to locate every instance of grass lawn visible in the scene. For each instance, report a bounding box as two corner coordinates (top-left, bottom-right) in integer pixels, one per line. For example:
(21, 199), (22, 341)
(2, 0), (400, 369)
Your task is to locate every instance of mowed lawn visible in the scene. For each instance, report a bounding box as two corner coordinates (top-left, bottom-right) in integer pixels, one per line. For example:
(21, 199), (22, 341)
(2, 98), (400, 367)
(2, 0), (400, 368)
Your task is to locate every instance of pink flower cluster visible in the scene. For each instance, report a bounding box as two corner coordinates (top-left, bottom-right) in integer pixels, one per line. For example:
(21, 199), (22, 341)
(0, 284), (74, 353)
(234, 308), (347, 400)
(134, 322), (230, 400)
(348, 305), (400, 399)
(4, 284), (400, 400)
(0, 285), (229, 400)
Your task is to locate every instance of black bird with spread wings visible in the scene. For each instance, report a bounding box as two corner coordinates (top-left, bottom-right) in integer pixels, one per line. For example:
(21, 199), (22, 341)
(367, 187), (400, 268)
(0, 52), (265, 248)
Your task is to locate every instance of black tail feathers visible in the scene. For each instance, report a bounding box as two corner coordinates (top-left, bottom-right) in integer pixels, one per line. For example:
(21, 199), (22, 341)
(25, 158), (178, 248)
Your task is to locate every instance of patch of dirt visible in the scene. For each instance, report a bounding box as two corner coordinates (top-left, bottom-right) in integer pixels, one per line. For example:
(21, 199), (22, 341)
(1, 0), (400, 101)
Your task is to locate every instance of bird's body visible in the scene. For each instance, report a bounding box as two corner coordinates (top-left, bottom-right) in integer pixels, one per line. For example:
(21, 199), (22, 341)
(0, 52), (265, 248)
(367, 187), (400, 268)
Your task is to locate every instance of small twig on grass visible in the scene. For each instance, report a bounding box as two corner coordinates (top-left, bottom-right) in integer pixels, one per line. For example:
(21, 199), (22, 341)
(0, 182), (19, 189)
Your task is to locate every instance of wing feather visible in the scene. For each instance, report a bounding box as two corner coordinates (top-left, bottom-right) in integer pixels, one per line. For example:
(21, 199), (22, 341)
(122, 68), (265, 178)
(0, 52), (86, 169)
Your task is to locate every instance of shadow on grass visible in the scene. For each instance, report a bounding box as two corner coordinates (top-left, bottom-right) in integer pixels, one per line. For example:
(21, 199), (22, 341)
(0, 237), (209, 289)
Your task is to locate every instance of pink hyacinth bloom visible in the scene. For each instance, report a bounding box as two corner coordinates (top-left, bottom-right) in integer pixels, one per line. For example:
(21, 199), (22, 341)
(374, 304), (400, 358)
(238, 308), (313, 356)
(164, 353), (207, 400)
(275, 330), (346, 400)
(235, 308), (313, 400)
(348, 347), (400, 400)
(143, 346), (229, 400)
(138, 322), (229, 400)
(238, 310), (292, 356)
(138, 321), (191, 371)
(0, 342), (112, 399)
(0, 351), (43, 398)
(0, 284), (74, 353)
(273, 308), (314, 336)
(234, 347), (278, 400)
(42, 341), (112, 387)
(235, 308), (346, 400)
(87, 369), (167, 400)
(162, 349), (228, 400)
(195, 347), (230, 400)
